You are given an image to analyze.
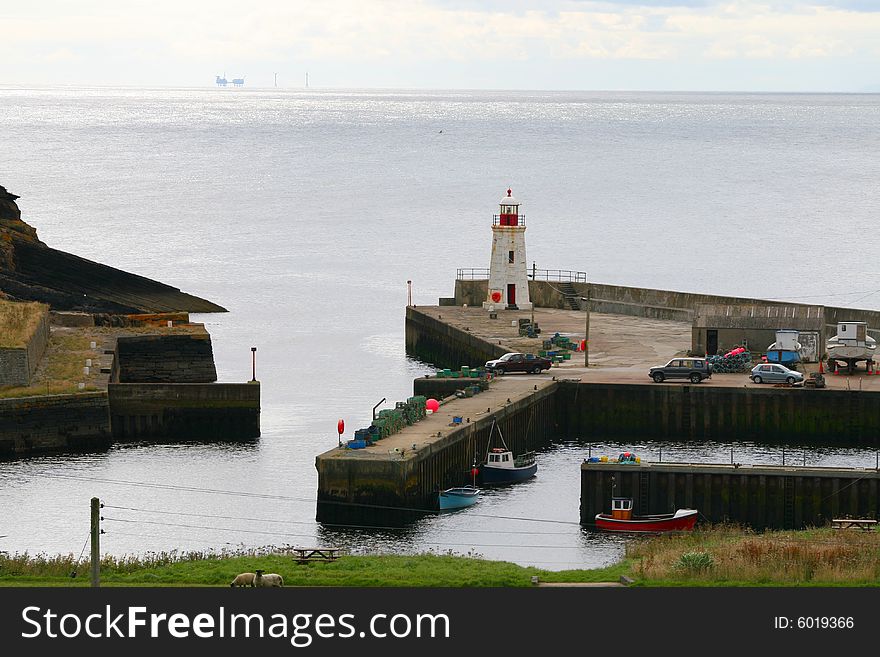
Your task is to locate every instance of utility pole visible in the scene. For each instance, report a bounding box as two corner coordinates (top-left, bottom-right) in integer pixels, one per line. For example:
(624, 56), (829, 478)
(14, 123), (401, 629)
(90, 497), (101, 588)
(530, 262), (536, 329)
(407, 280), (412, 307)
(250, 347), (257, 382)
(581, 283), (591, 368)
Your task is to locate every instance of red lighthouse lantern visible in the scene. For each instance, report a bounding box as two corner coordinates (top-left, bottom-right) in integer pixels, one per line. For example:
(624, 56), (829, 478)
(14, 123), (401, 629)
(499, 188), (519, 226)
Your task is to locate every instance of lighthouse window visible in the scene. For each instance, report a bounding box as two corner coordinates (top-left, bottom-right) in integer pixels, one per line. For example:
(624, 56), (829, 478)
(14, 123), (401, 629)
(508, 251), (515, 263)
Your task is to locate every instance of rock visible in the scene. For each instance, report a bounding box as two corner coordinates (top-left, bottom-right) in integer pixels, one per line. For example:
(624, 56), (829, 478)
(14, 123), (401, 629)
(0, 184), (225, 314)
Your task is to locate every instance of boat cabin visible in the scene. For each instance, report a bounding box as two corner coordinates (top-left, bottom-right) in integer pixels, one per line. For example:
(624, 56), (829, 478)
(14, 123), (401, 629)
(835, 321), (868, 346)
(611, 497), (634, 520)
(487, 448), (513, 469)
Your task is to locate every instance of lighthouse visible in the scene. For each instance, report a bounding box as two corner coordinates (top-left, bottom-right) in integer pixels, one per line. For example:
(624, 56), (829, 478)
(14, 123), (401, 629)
(483, 188), (532, 311)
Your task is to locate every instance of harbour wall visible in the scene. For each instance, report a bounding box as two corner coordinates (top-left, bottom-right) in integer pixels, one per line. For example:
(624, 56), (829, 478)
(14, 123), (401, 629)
(0, 392), (111, 457)
(580, 462), (880, 529)
(315, 383), (559, 524)
(405, 306), (506, 370)
(556, 381), (880, 446)
(108, 382), (261, 441)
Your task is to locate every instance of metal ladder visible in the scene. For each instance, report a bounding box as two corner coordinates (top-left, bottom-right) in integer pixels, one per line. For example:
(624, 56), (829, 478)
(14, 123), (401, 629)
(783, 477), (795, 529)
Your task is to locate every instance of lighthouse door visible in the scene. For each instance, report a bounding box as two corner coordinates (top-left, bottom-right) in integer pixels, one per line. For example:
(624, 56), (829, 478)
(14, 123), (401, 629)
(507, 284), (516, 307)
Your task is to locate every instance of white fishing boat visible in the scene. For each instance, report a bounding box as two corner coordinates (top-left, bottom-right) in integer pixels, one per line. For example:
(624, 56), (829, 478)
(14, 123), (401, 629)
(826, 321), (876, 373)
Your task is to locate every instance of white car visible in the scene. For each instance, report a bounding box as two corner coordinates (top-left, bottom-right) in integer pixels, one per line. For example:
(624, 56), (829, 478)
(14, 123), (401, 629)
(750, 363), (804, 385)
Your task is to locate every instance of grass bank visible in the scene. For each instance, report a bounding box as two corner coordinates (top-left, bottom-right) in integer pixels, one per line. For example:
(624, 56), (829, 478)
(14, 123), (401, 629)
(4, 526), (878, 587)
(626, 524), (880, 586)
(0, 299), (46, 348)
(0, 549), (629, 587)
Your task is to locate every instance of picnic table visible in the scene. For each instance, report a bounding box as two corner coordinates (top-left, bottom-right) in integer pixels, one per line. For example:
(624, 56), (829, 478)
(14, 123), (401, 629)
(831, 518), (878, 531)
(292, 547), (343, 564)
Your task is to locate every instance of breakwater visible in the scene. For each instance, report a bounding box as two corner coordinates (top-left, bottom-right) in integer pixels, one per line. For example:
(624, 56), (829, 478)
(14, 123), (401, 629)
(580, 461), (880, 530)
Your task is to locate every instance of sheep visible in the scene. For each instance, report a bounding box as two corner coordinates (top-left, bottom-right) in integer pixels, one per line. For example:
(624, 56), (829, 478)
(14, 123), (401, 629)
(230, 572), (256, 587)
(254, 569), (284, 587)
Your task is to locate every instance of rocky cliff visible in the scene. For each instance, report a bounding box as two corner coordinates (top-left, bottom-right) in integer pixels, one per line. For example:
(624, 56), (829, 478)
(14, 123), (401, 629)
(0, 185), (225, 313)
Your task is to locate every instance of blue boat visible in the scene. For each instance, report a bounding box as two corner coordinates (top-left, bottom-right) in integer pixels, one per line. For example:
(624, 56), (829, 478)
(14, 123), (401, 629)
(479, 449), (537, 485)
(477, 420), (538, 485)
(766, 330), (802, 365)
(439, 486), (480, 510)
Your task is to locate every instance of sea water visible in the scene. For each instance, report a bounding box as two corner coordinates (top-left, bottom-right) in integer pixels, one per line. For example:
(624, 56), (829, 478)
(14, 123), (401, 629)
(1, 87), (879, 569)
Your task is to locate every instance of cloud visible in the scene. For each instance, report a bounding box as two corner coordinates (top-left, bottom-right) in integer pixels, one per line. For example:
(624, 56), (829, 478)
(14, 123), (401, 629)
(3, 0), (880, 88)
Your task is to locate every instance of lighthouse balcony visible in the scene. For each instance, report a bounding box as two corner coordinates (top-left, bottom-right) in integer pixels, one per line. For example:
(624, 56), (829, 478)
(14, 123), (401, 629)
(493, 214), (526, 227)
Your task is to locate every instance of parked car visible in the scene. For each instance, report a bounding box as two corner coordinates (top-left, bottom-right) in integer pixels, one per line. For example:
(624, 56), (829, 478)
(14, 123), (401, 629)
(485, 352), (552, 375)
(649, 357), (712, 384)
(750, 363), (804, 385)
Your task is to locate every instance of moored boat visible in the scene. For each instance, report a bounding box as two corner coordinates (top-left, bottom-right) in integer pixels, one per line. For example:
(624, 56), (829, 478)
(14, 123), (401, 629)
(439, 485), (481, 510)
(595, 497), (697, 532)
(477, 420), (538, 485)
(479, 448), (537, 484)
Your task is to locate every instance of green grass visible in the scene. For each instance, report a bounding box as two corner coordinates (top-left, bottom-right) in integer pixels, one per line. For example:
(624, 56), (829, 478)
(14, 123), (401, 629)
(5, 526), (879, 587)
(0, 549), (628, 587)
(0, 299), (46, 348)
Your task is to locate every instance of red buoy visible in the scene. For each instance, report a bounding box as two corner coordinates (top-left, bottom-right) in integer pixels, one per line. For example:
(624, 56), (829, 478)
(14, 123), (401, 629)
(426, 398), (440, 413)
(337, 419), (345, 435)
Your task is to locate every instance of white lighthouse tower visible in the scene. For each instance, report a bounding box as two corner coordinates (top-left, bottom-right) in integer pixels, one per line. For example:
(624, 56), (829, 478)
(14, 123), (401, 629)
(483, 188), (532, 311)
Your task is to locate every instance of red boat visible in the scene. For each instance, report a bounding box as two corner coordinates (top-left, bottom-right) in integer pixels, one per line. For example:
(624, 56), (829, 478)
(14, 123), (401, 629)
(595, 497), (698, 532)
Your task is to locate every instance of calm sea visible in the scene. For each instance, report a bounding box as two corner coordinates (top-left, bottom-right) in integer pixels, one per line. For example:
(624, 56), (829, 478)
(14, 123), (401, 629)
(1, 87), (879, 569)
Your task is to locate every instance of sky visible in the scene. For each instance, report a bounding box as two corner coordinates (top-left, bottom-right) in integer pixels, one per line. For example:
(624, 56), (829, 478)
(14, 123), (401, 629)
(1, 1), (879, 91)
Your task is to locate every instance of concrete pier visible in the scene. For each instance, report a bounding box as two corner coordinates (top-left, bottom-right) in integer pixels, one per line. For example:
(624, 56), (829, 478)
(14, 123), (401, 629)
(315, 378), (558, 524)
(580, 461), (880, 530)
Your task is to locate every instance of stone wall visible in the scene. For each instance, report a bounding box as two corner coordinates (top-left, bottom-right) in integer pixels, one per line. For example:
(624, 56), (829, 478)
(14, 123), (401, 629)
(455, 279), (880, 345)
(108, 382), (260, 440)
(0, 305), (50, 386)
(112, 333), (218, 383)
(0, 392), (111, 457)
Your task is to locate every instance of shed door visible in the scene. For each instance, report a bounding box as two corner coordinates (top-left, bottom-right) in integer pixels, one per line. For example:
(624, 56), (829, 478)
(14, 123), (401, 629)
(707, 330), (718, 356)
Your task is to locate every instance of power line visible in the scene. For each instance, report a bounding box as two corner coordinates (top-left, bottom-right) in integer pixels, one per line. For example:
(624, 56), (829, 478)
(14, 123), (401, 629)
(102, 516), (586, 551)
(51, 473), (582, 526)
(104, 504), (576, 536)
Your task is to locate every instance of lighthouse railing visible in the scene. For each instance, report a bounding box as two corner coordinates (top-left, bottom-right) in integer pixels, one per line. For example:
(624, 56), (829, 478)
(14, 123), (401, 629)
(492, 214), (526, 226)
(456, 268), (587, 283)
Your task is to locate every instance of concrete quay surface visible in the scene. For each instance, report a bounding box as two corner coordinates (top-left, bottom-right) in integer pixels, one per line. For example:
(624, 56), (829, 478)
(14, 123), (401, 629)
(322, 374), (559, 461)
(418, 305), (880, 392)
